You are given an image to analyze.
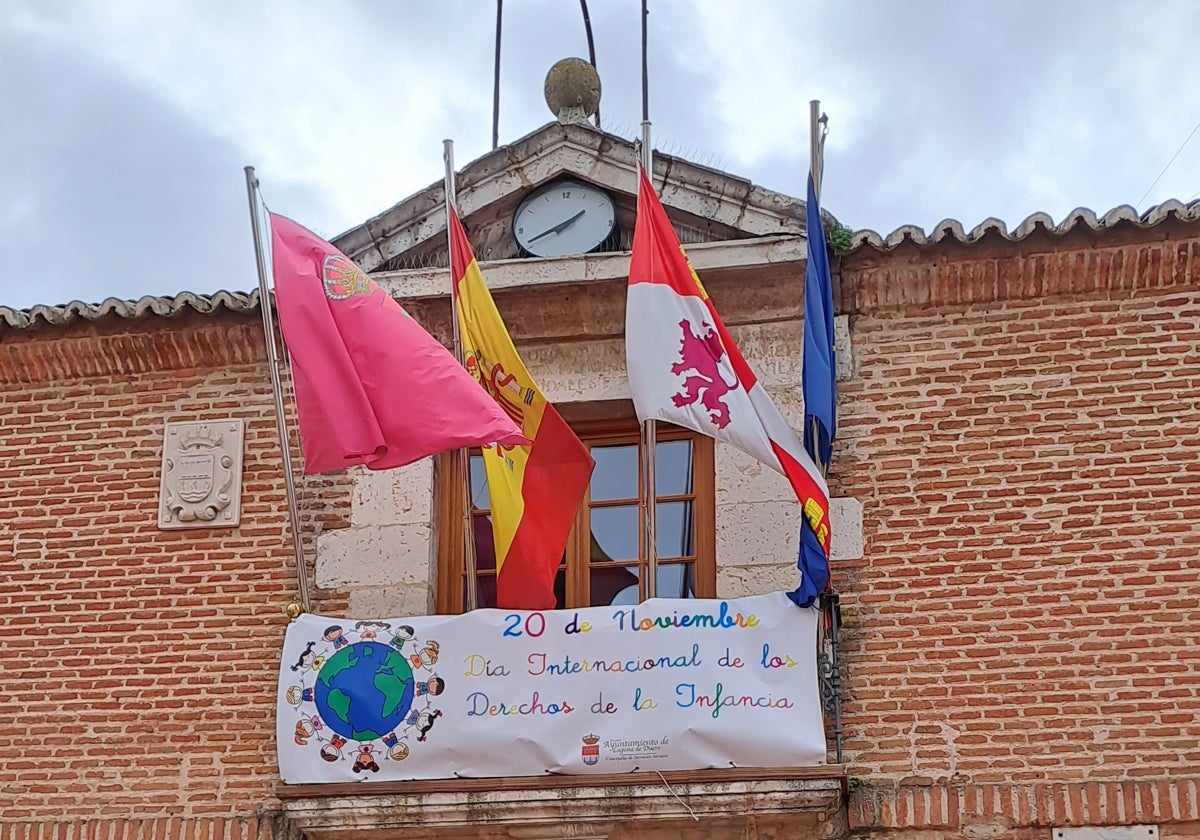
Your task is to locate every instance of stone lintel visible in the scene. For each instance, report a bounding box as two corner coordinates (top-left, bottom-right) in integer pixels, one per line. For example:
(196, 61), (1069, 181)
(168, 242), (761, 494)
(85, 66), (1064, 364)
(376, 234), (806, 301)
(280, 770), (844, 840)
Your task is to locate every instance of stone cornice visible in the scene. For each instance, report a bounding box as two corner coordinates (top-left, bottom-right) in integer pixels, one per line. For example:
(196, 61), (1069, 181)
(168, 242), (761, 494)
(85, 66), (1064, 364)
(279, 766), (845, 840)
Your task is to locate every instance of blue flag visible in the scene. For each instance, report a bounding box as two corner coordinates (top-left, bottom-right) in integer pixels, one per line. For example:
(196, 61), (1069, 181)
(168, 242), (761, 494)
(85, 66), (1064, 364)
(801, 174), (836, 469)
(789, 174), (836, 609)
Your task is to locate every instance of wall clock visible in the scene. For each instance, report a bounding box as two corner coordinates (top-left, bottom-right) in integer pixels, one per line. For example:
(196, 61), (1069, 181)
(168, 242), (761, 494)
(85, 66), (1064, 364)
(512, 179), (617, 258)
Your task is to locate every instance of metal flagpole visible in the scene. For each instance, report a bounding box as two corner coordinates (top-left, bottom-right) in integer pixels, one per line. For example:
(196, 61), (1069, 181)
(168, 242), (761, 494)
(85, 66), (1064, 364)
(243, 166), (312, 616)
(809, 100), (824, 202)
(491, 0), (502, 150)
(639, 122), (658, 601)
(638, 0), (657, 601)
(443, 140), (480, 611)
(807, 101), (844, 764)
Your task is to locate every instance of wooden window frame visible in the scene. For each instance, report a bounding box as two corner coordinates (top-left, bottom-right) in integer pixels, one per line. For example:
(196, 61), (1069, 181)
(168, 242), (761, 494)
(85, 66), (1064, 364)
(435, 419), (714, 614)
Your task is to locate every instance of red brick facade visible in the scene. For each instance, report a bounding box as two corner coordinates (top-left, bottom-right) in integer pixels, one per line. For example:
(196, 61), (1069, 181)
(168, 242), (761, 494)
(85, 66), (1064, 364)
(1, 216), (1197, 837)
(836, 225), (1200, 835)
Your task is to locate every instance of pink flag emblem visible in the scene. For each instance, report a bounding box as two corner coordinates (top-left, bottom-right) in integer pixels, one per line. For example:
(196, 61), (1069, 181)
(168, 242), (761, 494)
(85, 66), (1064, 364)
(269, 213), (524, 474)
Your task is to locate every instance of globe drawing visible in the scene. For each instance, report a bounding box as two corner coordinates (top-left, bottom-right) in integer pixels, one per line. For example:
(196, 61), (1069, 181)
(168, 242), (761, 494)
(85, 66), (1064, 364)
(313, 642), (415, 741)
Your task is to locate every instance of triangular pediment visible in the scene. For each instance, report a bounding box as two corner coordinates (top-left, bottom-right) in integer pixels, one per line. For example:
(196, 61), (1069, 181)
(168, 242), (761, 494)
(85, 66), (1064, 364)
(333, 122), (809, 273)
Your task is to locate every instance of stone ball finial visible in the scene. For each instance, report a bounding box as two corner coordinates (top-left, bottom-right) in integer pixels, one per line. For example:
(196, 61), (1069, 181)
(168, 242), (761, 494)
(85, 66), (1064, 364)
(544, 58), (601, 125)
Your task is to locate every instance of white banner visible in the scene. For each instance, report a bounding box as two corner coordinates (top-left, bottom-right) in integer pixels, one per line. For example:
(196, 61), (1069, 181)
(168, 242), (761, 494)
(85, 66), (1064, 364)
(276, 592), (826, 782)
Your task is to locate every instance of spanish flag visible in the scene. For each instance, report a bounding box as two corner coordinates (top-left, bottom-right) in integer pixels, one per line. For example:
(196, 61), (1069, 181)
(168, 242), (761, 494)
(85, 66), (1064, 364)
(449, 208), (595, 610)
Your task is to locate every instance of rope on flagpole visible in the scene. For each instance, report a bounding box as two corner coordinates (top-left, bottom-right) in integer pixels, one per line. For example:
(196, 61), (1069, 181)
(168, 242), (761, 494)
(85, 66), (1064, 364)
(243, 166), (312, 617)
(443, 140), (480, 612)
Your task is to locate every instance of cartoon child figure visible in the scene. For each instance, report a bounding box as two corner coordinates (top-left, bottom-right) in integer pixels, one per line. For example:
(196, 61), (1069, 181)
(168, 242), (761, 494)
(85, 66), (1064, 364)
(294, 718), (314, 746)
(415, 676), (445, 698)
(409, 640), (440, 670)
(286, 685), (303, 706)
(382, 731), (410, 761)
(320, 734), (348, 762)
(407, 708), (442, 742)
(323, 625), (348, 649)
(291, 641), (324, 672)
(352, 744), (380, 773)
(355, 620), (390, 641)
(390, 625), (415, 651)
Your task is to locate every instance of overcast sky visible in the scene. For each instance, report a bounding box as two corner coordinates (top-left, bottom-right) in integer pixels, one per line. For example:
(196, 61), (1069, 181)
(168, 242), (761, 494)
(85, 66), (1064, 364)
(3, 0), (1199, 310)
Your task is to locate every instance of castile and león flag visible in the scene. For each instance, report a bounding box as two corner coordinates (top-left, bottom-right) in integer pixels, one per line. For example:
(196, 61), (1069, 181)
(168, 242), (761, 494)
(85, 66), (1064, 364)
(624, 165), (832, 604)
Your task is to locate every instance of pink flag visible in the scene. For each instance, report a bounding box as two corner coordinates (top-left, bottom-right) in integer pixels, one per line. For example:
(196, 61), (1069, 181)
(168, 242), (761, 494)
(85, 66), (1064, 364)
(625, 168), (832, 552)
(269, 213), (525, 475)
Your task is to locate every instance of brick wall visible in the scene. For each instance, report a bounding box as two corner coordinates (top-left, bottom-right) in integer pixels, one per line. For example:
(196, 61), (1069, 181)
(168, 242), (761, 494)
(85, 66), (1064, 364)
(2, 220), (1197, 839)
(0, 314), (350, 828)
(834, 231), (1200, 835)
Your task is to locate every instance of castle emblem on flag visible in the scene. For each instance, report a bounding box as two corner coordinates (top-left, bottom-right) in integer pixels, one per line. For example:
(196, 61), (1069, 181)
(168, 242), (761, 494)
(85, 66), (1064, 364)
(581, 733), (601, 766)
(670, 318), (738, 429)
(322, 254), (376, 300)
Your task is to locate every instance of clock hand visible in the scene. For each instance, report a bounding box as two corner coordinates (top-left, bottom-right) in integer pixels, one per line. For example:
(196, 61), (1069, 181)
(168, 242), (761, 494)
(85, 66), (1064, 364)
(527, 209), (587, 243)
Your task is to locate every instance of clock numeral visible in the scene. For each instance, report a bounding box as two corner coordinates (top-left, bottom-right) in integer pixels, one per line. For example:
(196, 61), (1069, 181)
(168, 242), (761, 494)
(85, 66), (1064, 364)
(518, 226), (524, 234)
(608, 219), (614, 227)
(562, 190), (572, 199)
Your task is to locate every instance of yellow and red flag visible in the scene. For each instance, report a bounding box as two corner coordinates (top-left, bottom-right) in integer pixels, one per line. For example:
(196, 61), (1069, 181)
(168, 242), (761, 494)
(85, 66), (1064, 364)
(449, 207), (595, 610)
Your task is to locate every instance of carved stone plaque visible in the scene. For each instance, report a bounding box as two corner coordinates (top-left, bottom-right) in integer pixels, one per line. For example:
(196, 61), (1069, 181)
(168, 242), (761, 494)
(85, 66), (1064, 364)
(158, 419), (244, 530)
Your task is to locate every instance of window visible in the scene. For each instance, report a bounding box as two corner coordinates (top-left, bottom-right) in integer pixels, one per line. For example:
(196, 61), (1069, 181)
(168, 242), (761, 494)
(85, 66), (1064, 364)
(436, 419), (714, 613)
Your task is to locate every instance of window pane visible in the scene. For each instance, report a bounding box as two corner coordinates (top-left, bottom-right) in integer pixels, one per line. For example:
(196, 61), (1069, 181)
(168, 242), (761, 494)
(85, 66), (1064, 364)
(655, 501), (694, 559)
(656, 562), (696, 600)
(591, 444), (638, 501)
(469, 454), (489, 509)
(589, 563), (696, 606)
(656, 439), (694, 496)
(591, 564), (640, 606)
(589, 505), (638, 561)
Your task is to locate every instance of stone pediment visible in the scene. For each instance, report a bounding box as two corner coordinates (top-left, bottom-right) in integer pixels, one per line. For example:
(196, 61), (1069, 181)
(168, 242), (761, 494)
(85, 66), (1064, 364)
(332, 122), (810, 273)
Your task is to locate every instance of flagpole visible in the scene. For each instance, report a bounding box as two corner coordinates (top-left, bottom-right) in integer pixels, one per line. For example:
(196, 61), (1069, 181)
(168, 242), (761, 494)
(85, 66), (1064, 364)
(243, 166), (312, 616)
(638, 121), (659, 600)
(809, 100), (823, 201)
(443, 140), (480, 612)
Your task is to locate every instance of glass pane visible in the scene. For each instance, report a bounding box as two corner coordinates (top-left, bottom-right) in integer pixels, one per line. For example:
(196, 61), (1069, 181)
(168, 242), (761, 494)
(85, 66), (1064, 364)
(656, 562), (696, 599)
(591, 444), (638, 501)
(655, 501), (694, 559)
(656, 439), (694, 496)
(469, 454), (489, 509)
(592, 564), (640, 606)
(589, 505), (638, 561)
(589, 563), (695, 606)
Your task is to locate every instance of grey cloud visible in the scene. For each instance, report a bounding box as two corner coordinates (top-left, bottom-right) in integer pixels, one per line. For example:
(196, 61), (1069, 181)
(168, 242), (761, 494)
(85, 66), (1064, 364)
(0, 29), (326, 309)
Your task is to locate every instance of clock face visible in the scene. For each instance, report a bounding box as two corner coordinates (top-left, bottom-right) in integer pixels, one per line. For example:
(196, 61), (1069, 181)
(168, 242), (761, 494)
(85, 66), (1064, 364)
(513, 179), (617, 258)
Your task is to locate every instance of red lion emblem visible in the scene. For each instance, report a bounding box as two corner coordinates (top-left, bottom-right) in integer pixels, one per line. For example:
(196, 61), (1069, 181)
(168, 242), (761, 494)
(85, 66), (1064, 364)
(670, 318), (738, 429)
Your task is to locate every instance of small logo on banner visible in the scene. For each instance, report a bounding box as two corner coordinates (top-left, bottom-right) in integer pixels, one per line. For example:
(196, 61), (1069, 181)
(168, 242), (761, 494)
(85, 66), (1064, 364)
(581, 733), (601, 766)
